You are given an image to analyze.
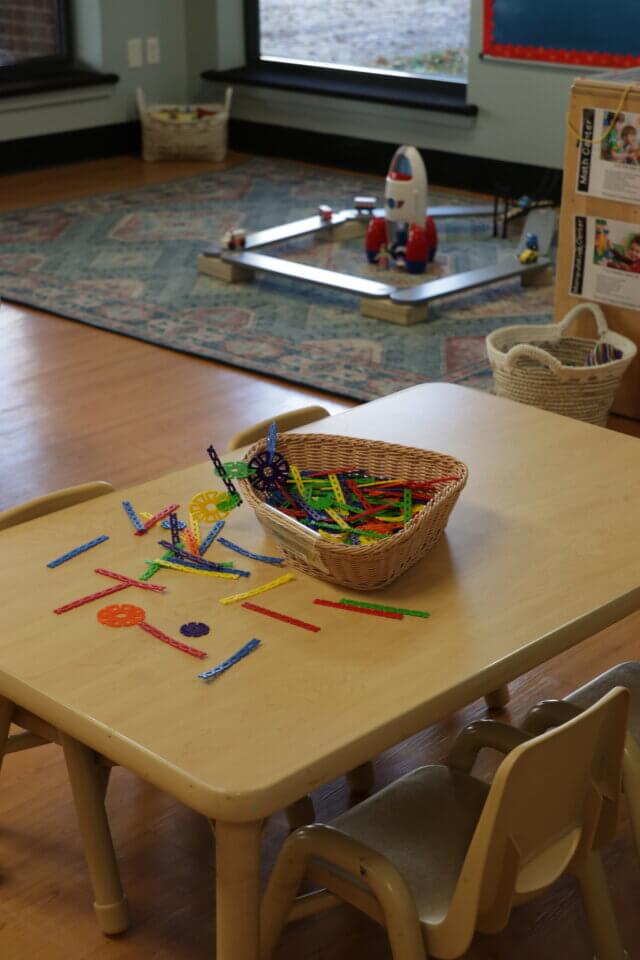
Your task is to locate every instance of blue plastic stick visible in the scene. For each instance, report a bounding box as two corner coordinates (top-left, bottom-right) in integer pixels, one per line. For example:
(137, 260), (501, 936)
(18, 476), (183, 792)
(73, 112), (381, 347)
(157, 540), (239, 573)
(267, 422), (278, 465)
(199, 520), (225, 556)
(122, 501), (145, 532)
(198, 638), (261, 682)
(47, 535), (109, 569)
(217, 537), (284, 566)
(169, 511), (181, 546)
(161, 516), (186, 531)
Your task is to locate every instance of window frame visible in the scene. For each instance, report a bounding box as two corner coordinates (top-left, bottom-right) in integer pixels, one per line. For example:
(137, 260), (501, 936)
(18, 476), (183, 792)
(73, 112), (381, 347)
(243, 0), (469, 104)
(0, 0), (73, 80)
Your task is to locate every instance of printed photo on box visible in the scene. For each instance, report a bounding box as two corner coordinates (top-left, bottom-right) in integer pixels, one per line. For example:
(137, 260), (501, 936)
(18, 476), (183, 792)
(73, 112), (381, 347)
(576, 107), (640, 204)
(572, 215), (640, 311)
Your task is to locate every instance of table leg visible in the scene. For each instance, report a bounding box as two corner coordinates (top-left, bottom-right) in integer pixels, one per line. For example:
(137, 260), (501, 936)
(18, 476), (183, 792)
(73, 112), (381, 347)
(0, 695), (15, 773)
(60, 733), (129, 935)
(485, 684), (511, 710)
(216, 819), (262, 960)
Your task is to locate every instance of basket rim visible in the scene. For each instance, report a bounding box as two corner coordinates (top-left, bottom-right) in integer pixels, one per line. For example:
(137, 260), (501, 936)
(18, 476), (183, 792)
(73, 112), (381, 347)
(238, 432), (469, 557)
(486, 323), (637, 369)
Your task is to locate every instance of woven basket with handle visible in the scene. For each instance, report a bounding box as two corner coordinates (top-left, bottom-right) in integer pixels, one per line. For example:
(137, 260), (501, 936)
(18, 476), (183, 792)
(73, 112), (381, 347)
(239, 432), (468, 591)
(136, 87), (232, 162)
(486, 303), (636, 426)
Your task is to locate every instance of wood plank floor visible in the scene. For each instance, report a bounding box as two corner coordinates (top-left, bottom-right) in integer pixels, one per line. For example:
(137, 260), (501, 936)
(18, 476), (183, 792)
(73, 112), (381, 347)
(0, 155), (639, 960)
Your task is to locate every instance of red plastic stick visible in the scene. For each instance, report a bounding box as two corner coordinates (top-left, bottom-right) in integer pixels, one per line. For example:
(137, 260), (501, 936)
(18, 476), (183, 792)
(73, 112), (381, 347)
(134, 503), (180, 536)
(54, 582), (130, 614)
(241, 601), (320, 633)
(137, 620), (207, 658)
(95, 568), (166, 592)
(313, 599), (403, 620)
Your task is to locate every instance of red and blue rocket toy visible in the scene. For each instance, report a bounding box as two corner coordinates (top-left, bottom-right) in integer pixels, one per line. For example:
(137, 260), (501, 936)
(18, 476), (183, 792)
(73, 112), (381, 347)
(365, 145), (437, 274)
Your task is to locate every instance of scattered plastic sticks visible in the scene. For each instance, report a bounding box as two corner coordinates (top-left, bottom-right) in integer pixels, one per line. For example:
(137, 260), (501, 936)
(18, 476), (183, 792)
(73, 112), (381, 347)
(241, 602), (320, 633)
(122, 500), (145, 532)
(95, 568), (166, 593)
(135, 504), (179, 536)
(198, 638), (261, 681)
(216, 537), (284, 566)
(54, 582), (130, 614)
(47, 535), (109, 569)
(199, 519), (225, 556)
(339, 599), (430, 619)
(97, 603), (207, 659)
(152, 559), (241, 580)
(313, 599), (403, 620)
(219, 573), (295, 606)
(140, 547), (174, 581)
(157, 540), (235, 573)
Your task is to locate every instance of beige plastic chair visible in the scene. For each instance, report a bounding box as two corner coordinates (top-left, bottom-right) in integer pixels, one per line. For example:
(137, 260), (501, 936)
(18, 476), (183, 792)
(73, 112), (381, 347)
(261, 689), (629, 960)
(524, 660), (640, 864)
(226, 405), (330, 453)
(0, 481), (129, 935)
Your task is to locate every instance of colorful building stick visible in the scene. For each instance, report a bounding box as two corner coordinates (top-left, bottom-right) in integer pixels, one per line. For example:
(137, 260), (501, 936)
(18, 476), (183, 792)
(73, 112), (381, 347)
(135, 504), (180, 536)
(313, 599), (403, 620)
(151, 559), (241, 580)
(206, 445), (242, 505)
(157, 540), (236, 573)
(197, 638), (261, 681)
(47, 535), (109, 569)
(199, 519), (225, 556)
(54, 582), (130, 614)
(338, 599), (430, 618)
(122, 500), (145, 532)
(219, 573), (295, 606)
(169, 511), (181, 545)
(216, 537), (284, 566)
(267, 421), (278, 464)
(241, 602), (320, 633)
(94, 568), (166, 593)
(97, 603), (207, 659)
(140, 547), (174, 582)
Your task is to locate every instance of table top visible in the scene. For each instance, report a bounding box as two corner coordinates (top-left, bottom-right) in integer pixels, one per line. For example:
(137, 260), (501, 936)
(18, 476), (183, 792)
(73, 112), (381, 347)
(1, 384), (639, 821)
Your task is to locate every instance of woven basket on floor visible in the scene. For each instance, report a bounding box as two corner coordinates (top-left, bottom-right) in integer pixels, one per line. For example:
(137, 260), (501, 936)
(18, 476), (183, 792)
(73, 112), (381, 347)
(486, 303), (636, 426)
(239, 432), (468, 591)
(137, 88), (232, 162)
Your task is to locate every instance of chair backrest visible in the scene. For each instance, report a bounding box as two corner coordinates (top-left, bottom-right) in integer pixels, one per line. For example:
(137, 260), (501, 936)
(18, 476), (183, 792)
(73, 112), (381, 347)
(225, 406), (330, 452)
(0, 481), (114, 531)
(435, 688), (628, 956)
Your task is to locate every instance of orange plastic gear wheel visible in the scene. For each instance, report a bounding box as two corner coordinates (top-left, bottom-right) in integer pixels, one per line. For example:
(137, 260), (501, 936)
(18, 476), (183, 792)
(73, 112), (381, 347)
(98, 603), (146, 628)
(189, 490), (233, 523)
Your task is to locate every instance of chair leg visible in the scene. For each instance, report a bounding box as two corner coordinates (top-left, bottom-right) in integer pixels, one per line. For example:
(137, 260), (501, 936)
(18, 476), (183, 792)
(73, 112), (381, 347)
(260, 832), (311, 960)
(347, 761), (375, 795)
(485, 685), (510, 710)
(577, 852), (626, 960)
(284, 795), (315, 831)
(0, 696), (15, 773)
(60, 734), (129, 935)
(622, 738), (640, 861)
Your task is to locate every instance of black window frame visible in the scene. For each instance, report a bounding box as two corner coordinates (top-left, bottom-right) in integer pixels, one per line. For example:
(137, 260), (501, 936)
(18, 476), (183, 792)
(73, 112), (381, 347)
(243, 0), (470, 107)
(0, 0), (73, 80)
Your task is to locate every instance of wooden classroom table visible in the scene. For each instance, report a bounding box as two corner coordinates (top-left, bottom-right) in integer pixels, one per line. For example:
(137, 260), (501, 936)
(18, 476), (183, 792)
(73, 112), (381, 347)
(1, 383), (640, 959)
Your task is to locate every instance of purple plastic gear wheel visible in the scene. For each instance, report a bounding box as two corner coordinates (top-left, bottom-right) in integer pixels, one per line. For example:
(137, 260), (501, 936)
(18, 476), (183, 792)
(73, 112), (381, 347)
(180, 621), (210, 638)
(248, 450), (290, 492)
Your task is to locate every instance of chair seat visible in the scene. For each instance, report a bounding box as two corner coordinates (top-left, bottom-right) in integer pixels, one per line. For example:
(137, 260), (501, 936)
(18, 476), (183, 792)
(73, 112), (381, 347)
(566, 661), (640, 744)
(329, 765), (489, 925)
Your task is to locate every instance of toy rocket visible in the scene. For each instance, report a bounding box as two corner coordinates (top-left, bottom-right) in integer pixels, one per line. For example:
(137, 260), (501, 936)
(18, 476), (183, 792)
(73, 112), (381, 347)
(366, 145), (437, 274)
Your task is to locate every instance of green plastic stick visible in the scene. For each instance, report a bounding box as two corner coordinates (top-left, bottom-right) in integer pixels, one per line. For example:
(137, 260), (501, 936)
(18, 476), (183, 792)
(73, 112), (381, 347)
(338, 599), (430, 618)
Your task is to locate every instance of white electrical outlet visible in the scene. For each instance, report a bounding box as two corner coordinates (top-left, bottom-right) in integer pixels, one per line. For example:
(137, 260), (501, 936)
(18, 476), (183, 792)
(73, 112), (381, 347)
(146, 36), (160, 65)
(127, 37), (143, 68)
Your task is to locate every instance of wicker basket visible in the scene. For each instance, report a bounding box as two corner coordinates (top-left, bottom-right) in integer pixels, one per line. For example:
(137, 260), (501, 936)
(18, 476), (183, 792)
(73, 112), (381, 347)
(239, 432), (468, 591)
(136, 87), (232, 162)
(486, 303), (637, 426)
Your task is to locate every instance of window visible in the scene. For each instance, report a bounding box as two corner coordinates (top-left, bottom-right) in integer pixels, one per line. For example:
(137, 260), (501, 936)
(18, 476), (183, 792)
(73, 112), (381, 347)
(0, 0), (71, 75)
(250, 0), (470, 86)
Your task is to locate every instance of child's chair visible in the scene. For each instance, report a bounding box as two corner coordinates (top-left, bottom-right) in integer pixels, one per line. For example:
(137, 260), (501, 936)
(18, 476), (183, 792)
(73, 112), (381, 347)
(0, 481), (129, 935)
(260, 689), (629, 960)
(524, 660), (640, 863)
(225, 405), (330, 453)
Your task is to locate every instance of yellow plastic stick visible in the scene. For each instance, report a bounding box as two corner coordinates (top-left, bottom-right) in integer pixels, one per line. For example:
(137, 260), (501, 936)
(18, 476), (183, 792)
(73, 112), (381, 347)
(290, 465), (305, 498)
(328, 473), (346, 505)
(326, 508), (351, 531)
(153, 559), (240, 580)
(188, 511), (201, 547)
(219, 573), (295, 605)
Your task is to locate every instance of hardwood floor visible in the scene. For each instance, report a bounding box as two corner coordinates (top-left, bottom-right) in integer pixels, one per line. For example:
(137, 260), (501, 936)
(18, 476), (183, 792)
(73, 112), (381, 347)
(0, 155), (639, 960)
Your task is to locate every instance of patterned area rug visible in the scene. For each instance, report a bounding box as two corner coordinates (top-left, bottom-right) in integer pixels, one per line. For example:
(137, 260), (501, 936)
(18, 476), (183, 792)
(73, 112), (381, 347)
(0, 157), (554, 401)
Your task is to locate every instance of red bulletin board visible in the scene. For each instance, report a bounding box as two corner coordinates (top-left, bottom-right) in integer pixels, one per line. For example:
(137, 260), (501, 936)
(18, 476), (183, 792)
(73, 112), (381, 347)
(483, 0), (640, 69)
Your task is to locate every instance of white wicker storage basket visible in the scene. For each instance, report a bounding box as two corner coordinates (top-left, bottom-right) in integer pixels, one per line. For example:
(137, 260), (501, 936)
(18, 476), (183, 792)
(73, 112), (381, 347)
(486, 303), (637, 426)
(136, 87), (232, 162)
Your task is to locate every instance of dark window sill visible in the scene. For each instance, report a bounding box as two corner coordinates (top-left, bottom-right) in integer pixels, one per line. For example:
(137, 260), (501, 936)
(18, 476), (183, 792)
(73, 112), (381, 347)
(0, 64), (119, 100)
(203, 64), (477, 116)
